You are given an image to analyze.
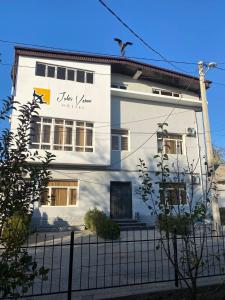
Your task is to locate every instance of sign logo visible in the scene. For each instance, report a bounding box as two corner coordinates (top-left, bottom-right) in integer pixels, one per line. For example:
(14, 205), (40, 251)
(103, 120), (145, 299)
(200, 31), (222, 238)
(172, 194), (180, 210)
(34, 88), (51, 105)
(56, 91), (92, 109)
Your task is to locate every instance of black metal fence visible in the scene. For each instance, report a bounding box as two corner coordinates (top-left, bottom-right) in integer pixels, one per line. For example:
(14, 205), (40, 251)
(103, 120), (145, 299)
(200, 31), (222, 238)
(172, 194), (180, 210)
(1, 226), (225, 299)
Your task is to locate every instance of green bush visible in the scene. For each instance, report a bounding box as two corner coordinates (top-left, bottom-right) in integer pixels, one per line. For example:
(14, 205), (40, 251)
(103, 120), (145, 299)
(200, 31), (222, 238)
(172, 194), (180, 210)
(157, 214), (192, 235)
(84, 208), (106, 232)
(2, 212), (31, 244)
(84, 208), (120, 239)
(97, 219), (120, 240)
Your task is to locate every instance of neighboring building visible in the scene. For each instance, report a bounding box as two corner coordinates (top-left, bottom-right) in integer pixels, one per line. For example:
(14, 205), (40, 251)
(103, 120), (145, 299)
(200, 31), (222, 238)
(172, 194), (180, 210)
(11, 46), (209, 228)
(215, 164), (225, 208)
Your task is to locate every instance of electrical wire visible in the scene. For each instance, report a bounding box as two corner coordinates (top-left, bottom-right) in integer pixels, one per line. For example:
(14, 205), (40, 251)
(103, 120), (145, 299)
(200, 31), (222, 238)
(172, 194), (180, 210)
(0, 38), (198, 67)
(98, 0), (190, 75)
(38, 73), (198, 177)
(1, 37), (225, 69)
(10, 110), (197, 128)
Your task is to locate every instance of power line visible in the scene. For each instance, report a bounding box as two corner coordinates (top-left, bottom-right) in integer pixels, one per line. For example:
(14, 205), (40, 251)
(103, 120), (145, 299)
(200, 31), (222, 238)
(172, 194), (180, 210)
(3, 60), (225, 91)
(45, 75), (198, 176)
(215, 66), (225, 71)
(0, 38), (198, 66)
(212, 81), (225, 87)
(1, 37), (202, 176)
(10, 110), (197, 128)
(97, 0), (190, 74)
(1, 37), (225, 69)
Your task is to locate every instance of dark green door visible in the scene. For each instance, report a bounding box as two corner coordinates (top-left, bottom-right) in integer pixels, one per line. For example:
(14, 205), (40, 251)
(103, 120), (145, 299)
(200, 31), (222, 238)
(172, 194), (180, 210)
(110, 182), (132, 219)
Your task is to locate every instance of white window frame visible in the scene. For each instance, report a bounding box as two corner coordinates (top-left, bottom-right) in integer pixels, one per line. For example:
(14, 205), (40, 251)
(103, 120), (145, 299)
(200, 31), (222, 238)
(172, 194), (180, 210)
(30, 117), (94, 152)
(42, 181), (79, 207)
(111, 82), (127, 90)
(158, 133), (184, 155)
(35, 62), (94, 84)
(111, 130), (129, 151)
(159, 182), (187, 206)
(152, 87), (181, 98)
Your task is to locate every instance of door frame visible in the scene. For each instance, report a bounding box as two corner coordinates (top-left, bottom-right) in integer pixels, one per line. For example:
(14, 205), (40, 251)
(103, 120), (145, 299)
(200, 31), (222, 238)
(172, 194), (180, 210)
(110, 181), (133, 219)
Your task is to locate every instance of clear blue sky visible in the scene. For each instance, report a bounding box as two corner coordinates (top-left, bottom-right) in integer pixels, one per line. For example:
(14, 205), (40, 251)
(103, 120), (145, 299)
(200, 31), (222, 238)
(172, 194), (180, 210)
(0, 0), (225, 147)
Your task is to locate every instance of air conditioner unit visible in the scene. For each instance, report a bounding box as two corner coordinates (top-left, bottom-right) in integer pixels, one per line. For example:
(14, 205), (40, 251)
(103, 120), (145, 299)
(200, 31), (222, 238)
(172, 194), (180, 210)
(192, 175), (201, 185)
(187, 127), (196, 137)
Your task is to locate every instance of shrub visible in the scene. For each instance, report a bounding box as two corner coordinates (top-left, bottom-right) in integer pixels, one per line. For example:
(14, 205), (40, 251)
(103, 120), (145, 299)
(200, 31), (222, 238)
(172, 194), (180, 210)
(97, 219), (120, 240)
(84, 208), (120, 239)
(2, 212), (31, 245)
(84, 208), (106, 232)
(157, 214), (191, 235)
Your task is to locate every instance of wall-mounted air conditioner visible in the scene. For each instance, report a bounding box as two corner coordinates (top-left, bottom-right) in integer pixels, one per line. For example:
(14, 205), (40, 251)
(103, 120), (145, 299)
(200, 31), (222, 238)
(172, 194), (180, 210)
(186, 127), (196, 137)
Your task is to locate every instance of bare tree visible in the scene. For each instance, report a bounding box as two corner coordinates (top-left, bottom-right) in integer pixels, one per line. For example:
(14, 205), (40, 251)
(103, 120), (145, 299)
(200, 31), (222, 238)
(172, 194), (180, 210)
(137, 123), (216, 300)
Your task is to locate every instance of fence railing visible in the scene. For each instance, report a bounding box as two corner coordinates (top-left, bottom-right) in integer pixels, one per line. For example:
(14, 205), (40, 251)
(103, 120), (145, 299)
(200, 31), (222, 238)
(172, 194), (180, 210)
(1, 226), (225, 299)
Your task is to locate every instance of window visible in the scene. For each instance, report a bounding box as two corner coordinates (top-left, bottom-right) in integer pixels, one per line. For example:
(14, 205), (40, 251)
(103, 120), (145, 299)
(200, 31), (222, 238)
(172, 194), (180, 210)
(86, 72), (94, 84)
(159, 182), (186, 205)
(111, 83), (127, 90)
(30, 117), (51, 150)
(57, 67), (66, 80)
(152, 87), (180, 98)
(35, 63), (46, 77)
(174, 93), (180, 98)
(76, 121), (93, 152)
(161, 90), (173, 97)
(30, 117), (94, 152)
(77, 70), (85, 83)
(67, 69), (75, 81)
(42, 180), (78, 206)
(47, 66), (55, 78)
(157, 132), (183, 155)
(35, 62), (94, 84)
(152, 88), (160, 95)
(111, 129), (129, 151)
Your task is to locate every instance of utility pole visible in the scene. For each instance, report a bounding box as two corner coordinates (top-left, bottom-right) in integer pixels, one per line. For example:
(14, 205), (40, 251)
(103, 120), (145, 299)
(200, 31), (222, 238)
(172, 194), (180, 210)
(198, 61), (221, 230)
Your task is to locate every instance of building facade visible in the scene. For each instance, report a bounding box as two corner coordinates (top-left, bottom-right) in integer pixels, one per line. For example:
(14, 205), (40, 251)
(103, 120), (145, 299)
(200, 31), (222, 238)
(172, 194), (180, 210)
(11, 47), (208, 228)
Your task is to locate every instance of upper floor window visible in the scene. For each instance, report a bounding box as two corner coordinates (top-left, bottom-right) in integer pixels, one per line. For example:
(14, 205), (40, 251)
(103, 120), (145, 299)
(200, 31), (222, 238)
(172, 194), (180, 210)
(111, 83), (127, 90)
(159, 182), (186, 205)
(42, 180), (78, 206)
(157, 132), (183, 155)
(152, 88), (180, 98)
(111, 129), (129, 151)
(30, 117), (94, 152)
(35, 62), (94, 84)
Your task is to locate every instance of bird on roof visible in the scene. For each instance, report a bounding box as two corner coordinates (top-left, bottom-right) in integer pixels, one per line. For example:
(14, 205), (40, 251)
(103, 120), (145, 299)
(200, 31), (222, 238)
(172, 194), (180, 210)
(114, 38), (133, 57)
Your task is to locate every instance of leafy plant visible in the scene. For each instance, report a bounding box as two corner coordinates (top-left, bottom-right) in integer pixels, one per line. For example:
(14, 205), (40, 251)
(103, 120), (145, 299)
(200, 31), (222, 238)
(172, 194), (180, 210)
(84, 208), (120, 239)
(97, 218), (120, 240)
(157, 214), (191, 235)
(2, 212), (31, 244)
(84, 208), (106, 232)
(0, 93), (55, 298)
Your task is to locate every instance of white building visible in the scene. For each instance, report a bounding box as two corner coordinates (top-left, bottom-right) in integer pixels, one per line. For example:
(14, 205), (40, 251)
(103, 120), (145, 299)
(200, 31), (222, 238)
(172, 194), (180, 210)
(11, 46), (209, 228)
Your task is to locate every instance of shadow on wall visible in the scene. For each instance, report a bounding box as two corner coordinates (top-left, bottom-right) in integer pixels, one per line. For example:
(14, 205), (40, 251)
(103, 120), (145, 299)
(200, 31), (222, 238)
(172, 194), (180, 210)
(31, 210), (82, 232)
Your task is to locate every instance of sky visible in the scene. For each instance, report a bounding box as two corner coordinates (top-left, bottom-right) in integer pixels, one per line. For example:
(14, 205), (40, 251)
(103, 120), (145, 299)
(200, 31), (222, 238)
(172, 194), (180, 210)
(0, 0), (225, 147)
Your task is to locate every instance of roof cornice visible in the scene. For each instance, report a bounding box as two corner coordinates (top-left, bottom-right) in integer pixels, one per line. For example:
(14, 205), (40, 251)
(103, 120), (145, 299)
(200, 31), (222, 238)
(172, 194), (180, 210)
(12, 46), (210, 94)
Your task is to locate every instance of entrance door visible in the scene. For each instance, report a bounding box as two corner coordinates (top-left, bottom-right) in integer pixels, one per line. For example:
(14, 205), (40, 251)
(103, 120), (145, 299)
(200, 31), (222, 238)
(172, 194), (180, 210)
(110, 182), (132, 219)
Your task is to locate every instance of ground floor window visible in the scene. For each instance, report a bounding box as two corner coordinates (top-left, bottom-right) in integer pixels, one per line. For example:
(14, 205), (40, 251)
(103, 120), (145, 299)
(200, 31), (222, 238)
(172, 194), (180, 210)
(41, 180), (79, 206)
(159, 182), (186, 205)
